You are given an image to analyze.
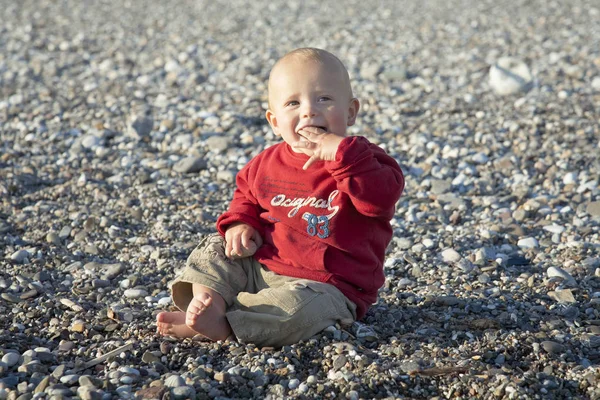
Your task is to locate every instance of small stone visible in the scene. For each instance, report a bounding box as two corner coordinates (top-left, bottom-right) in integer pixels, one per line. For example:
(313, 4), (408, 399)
(52, 364), (67, 379)
(543, 224), (565, 234)
(441, 248), (461, 263)
(124, 288), (148, 299)
(59, 225), (72, 239)
(399, 360), (421, 374)
(517, 237), (538, 249)
(142, 351), (160, 364)
(129, 115), (154, 138)
(541, 341), (565, 355)
(173, 157), (207, 174)
(58, 341), (75, 352)
(71, 320), (86, 332)
(102, 263), (124, 280)
(430, 179), (451, 194)
(136, 386), (167, 400)
(547, 266), (575, 283)
(213, 372), (229, 383)
(332, 355), (347, 371)
(1, 293), (21, 303)
(10, 250), (29, 263)
(548, 289), (576, 304)
(46, 232), (61, 245)
(60, 374), (80, 386)
(2, 352), (20, 367)
(77, 386), (103, 400)
(34, 376), (50, 394)
(489, 57), (532, 95)
(435, 296), (460, 306)
(587, 201), (600, 217)
(79, 375), (101, 388)
(205, 135), (231, 152)
(164, 375), (185, 388)
(171, 386), (195, 400)
(288, 379), (300, 390)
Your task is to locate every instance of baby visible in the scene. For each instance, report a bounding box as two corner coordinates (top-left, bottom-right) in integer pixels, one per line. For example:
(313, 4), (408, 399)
(156, 48), (404, 347)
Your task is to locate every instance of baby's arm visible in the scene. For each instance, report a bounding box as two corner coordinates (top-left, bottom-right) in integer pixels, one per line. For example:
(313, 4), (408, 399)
(224, 222), (263, 259)
(217, 159), (265, 258)
(326, 136), (404, 219)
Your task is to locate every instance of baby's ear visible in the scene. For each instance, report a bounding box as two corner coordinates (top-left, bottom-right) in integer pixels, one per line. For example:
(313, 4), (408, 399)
(347, 98), (360, 126)
(265, 109), (281, 136)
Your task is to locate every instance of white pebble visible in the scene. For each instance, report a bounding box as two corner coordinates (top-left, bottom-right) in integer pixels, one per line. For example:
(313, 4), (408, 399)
(441, 248), (461, 263)
(288, 378), (300, 390)
(543, 224), (565, 234)
(563, 172), (577, 185)
(158, 297), (172, 306)
(124, 288), (148, 299)
(517, 237), (538, 249)
(547, 266), (575, 283)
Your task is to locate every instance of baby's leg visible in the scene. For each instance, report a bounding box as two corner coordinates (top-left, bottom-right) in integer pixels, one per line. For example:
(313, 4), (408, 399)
(156, 284), (231, 341)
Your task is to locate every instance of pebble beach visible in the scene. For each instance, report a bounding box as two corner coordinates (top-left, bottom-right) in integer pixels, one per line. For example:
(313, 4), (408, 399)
(1, 0), (600, 398)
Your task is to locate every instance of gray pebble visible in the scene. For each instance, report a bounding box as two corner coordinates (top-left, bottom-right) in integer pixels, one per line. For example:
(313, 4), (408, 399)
(10, 250), (29, 263)
(173, 157), (207, 174)
(541, 341), (566, 355)
(2, 353), (20, 367)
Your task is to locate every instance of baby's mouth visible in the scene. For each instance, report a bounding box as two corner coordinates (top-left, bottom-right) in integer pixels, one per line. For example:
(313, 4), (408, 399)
(298, 125), (328, 133)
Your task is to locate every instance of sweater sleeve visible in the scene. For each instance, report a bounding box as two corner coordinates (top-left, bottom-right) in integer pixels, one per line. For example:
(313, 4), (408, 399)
(325, 136), (404, 220)
(216, 161), (265, 237)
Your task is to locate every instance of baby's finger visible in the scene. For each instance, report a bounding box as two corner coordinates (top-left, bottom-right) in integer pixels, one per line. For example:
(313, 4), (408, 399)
(292, 140), (315, 150)
(297, 129), (319, 140)
(303, 155), (318, 170)
(241, 230), (251, 248)
(231, 237), (243, 257)
(225, 240), (234, 258)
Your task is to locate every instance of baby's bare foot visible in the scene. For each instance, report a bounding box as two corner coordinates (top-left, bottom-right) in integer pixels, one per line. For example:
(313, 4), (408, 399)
(156, 311), (201, 338)
(184, 291), (232, 341)
(185, 292), (213, 328)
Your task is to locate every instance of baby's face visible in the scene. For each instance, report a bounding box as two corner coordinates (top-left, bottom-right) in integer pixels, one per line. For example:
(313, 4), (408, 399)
(266, 57), (358, 153)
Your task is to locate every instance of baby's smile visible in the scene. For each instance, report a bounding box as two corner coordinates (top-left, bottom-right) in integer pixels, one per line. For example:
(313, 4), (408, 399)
(297, 125), (328, 133)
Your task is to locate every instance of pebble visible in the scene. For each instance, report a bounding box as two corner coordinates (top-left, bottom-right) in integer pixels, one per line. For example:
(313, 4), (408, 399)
(164, 375), (185, 388)
(441, 248), (461, 263)
(541, 341), (565, 355)
(10, 250), (29, 263)
(124, 288), (149, 299)
(547, 266), (576, 283)
(587, 201), (600, 217)
(517, 237), (539, 249)
(2, 353), (20, 368)
(489, 57), (533, 95)
(172, 157), (207, 174)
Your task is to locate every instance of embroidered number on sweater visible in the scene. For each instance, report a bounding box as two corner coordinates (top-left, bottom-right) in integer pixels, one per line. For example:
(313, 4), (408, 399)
(305, 213), (330, 239)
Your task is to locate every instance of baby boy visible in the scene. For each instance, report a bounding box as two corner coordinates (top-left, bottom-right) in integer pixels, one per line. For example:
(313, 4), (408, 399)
(156, 48), (404, 347)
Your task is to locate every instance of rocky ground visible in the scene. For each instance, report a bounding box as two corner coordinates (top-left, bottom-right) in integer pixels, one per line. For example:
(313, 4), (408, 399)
(1, 0), (600, 399)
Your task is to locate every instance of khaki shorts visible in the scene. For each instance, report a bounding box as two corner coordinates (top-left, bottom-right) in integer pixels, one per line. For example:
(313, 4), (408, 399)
(171, 234), (357, 348)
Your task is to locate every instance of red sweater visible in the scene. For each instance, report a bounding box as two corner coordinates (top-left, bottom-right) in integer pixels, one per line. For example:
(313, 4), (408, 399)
(217, 136), (404, 319)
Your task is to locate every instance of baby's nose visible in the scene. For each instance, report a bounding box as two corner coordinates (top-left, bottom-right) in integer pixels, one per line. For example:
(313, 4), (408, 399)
(301, 101), (318, 117)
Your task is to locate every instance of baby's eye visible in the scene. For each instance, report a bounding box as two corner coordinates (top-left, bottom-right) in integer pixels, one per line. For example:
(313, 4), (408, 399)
(286, 100), (299, 107)
(318, 96), (332, 102)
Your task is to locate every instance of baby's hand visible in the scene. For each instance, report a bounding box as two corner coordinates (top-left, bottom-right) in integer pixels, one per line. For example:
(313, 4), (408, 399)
(292, 127), (344, 170)
(225, 223), (263, 259)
